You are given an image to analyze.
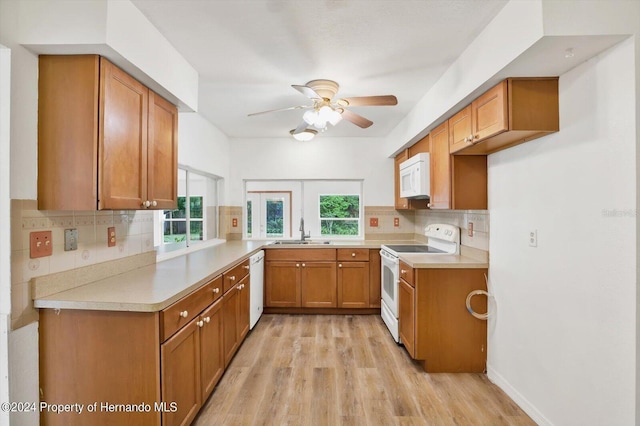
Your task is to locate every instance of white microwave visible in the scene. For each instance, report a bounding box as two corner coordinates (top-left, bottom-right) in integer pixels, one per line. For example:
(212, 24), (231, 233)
(399, 153), (430, 199)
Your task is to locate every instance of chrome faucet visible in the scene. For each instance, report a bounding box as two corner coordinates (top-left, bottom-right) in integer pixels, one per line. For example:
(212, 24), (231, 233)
(299, 218), (310, 241)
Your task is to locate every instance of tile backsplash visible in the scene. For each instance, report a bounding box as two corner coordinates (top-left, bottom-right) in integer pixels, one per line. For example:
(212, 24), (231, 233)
(10, 199), (156, 330)
(365, 206), (489, 251)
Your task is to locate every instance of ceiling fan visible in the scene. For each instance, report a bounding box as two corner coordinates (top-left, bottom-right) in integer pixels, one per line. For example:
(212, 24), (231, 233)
(248, 79), (398, 139)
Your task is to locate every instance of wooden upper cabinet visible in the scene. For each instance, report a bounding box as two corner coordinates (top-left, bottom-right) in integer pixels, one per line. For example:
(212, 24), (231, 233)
(148, 91), (179, 210)
(38, 55), (178, 210)
(471, 80), (508, 143)
(452, 78), (559, 155)
(99, 59), (149, 210)
(394, 149), (411, 210)
(448, 105), (473, 154)
(428, 122), (451, 209)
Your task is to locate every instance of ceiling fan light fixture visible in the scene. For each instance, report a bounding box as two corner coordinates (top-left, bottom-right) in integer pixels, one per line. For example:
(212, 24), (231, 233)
(290, 128), (317, 141)
(328, 109), (343, 126)
(303, 110), (317, 125)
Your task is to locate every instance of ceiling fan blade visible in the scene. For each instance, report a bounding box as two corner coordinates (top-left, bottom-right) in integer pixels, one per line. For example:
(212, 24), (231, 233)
(292, 120), (310, 135)
(292, 84), (323, 100)
(248, 104), (312, 117)
(341, 109), (373, 129)
(338, 95), (398, 107)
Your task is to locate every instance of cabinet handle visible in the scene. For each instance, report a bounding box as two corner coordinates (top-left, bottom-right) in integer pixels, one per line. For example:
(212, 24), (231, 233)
(296, 263), (300, 267)
(302, 263), (306, 267)
(338, 264), (342, 268)
(243, 265), (250, 270)
(351, 252), (356, 257)
(197, 320), (204, 327)
(141, 200), (151, 208)
(468, 134), (474, 141)
(229, 275), (236, 281)
(212, 287), (220, 294)
(427, 203), (431, 208)
(401, 269), (406, 274)
(474, 134), (479, 140)
(237, 283), (245, 290)
(204, 316), (210, 323)
(179, 310), (188, 318)
(152, 200), (157, 207)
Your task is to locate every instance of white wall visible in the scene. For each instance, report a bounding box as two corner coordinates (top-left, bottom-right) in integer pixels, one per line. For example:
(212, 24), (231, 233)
(228, 136), (393, 206)
(0, 43), (12, 426)
(178, 112), (232, 205)
(487, 38), (637, 426)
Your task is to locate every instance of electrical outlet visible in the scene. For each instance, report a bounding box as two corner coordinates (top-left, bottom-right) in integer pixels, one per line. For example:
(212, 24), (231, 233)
(108, 227), (116, 247)
(64, 229), (78, 251)
(468, 222), (474, 237)
(232, 218), (238, 227)
(529, 229), (538, 247)
(394, 217), (400, 227)
(369, 217), (378, 227)
(30, 231), (53, 258)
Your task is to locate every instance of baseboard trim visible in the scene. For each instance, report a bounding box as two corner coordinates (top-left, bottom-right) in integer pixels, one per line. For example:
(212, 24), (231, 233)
(487, 364), (553, 426)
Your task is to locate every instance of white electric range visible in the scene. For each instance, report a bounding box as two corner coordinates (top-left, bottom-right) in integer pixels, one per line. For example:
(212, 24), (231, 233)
(379, 224), (460, 342)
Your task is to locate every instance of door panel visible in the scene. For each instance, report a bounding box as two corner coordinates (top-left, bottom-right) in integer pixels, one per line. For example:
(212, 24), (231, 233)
(301, 262), (337, 308)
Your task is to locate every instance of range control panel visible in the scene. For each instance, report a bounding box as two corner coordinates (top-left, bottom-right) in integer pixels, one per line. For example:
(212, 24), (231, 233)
(424, 224), (460, 243)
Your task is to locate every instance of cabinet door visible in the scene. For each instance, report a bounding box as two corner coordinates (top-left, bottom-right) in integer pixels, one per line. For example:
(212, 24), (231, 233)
(394, 150), (412, 210)
(471, 80), (508, 142)
(337, 262), (370, 309)
(199, 299), (224, 403)
(301, 262), (337, 308)
(429, 121), (451, 209)
(369, 250), (381, 308)
(398, 278), (415, 358)
(148, 91), (178, 210)
(99, 58), (149, 210)
(265, 261), (301, 307)
(161, 319), (201, 426)
(222, 286), (240, 367)
(448, 105), (473, 154)
(238, 275), (250, 341)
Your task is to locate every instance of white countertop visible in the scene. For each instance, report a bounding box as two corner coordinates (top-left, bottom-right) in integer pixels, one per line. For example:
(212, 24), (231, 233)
(34, 239), (488, 312)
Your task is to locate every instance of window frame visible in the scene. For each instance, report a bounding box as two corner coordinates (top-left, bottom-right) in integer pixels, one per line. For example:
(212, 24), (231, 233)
(318, 193), (362, 238)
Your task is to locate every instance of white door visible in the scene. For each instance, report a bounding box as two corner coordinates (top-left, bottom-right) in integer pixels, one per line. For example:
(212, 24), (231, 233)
(246, 192), (291, 239)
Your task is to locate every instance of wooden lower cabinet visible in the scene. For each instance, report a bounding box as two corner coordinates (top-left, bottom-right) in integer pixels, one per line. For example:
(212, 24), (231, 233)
(398, 268), (488, 373)
(222, 274), (250, 366)
(265, 261), (300, 307)
(398, 278), (415, 357)
(337, 261), (370, 308)
(301, 262), (337, 308)
(161, 319), (202, 426)
(200, 299), (224, 402)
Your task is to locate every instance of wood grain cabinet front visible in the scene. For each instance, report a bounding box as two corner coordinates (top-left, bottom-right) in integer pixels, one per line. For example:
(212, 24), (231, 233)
(222, 274), (250, 366)
(337, 261), (370, 309)
(265, 249), (337, 308)
(399, 268), (488, 373)
(450, 78), (559, 155)
(38, 55), (178, 210)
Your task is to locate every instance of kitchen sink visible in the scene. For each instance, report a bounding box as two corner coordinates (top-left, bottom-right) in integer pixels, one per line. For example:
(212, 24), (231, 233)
(271, 240), (332, 245)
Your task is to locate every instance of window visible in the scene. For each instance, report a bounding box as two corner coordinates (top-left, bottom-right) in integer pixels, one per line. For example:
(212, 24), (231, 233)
(246, 191), (292, 239)
(244, 180), (362, 240)
(319, 195), (360, 236)
(156, 167), (219, 251)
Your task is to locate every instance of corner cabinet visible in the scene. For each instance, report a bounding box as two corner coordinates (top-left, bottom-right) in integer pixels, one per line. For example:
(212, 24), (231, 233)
(38, 55), (178, 210)
(398, 263), (488, 373)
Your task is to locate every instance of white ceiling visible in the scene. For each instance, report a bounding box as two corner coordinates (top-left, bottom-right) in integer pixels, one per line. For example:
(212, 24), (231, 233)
(131, 0), (508, 139)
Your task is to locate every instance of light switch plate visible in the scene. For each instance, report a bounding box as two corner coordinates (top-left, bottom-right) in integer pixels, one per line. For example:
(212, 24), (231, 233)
(64, 229), (78, 251)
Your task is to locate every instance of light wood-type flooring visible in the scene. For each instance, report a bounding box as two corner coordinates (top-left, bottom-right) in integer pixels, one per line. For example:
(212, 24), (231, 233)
(194, 314), (535, 426)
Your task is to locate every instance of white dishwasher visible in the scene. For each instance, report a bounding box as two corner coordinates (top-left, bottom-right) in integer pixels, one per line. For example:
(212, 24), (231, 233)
(249, 250), (264, 329)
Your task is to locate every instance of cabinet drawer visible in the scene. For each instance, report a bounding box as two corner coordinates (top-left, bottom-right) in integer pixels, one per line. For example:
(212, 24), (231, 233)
(265, 248), (336, 262)
(223, 259), (250, 293)
(161, 276), (222, 342)
(399, 261), (415, 287)
(337, 248), (369, 261)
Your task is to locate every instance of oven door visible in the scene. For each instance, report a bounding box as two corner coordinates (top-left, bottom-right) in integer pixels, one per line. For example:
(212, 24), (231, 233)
(380, 249), (399, 316)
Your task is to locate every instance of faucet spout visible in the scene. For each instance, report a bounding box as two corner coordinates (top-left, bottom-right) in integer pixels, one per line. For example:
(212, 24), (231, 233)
(299, 218), (310, 241)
